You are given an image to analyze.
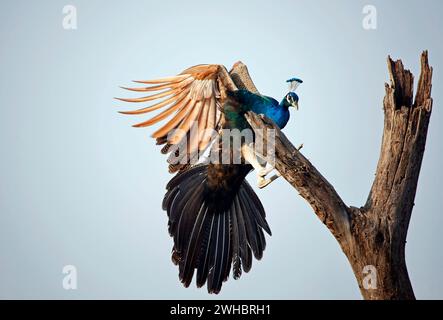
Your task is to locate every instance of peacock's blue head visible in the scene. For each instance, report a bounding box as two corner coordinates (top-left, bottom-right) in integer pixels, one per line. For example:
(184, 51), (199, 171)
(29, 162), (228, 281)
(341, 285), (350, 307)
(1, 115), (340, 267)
(281, 77), (303, 110)
(284, 92), (299, 109)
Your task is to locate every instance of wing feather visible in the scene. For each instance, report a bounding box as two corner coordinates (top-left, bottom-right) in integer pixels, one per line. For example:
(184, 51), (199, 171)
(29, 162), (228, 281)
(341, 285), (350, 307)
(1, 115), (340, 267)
(131, 94), (188, 127)
(120, 83), (173, 93)
(169, 100), (204, 145)
(115, 86), (185, 103)
(152, 98), (195, 138)
(199, 96), (217, 150)
(118, 64), (238, 171)
(118, 91), (187, 115)
(134, 74), (190, 84)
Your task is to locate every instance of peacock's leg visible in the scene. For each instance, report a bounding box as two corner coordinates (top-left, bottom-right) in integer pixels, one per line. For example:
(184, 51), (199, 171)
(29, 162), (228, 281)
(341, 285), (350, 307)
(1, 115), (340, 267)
(258, 164), (275, 177)
(253, 150), (283, 188)
(241, 143), (282, 188)
(241, 143), (269, 187)
(246, 142), (302, 189)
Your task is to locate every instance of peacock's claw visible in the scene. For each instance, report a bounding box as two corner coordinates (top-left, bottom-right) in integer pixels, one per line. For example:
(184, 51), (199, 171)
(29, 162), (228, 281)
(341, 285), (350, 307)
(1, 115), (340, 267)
(258, 171), (281, 189)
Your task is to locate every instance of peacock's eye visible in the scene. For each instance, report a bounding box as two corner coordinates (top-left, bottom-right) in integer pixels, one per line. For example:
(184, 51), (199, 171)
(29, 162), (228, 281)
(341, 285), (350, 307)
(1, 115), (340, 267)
(286, 95), (293, 104)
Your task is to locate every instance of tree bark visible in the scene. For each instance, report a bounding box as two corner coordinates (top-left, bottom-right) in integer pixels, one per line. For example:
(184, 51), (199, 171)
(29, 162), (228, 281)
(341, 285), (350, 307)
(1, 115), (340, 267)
(230, 51), (433, 300)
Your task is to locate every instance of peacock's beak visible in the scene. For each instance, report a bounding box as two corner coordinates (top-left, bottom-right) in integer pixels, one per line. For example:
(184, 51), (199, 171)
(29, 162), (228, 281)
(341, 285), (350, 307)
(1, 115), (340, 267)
(292, 100), (299, 110)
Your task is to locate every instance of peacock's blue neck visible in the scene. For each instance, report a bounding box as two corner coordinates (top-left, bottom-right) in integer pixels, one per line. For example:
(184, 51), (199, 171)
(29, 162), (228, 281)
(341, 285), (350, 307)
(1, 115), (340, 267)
(269, 99), (290, 129)
(226, 90), (291, 130)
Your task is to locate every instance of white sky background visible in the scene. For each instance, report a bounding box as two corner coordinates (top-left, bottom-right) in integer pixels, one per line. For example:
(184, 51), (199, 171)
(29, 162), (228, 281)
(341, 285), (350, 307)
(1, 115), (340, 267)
(0, 0), (442, 299)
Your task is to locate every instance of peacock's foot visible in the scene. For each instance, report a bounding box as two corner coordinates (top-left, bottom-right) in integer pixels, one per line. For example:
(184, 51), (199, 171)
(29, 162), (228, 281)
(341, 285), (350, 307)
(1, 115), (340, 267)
(258, 177), (273, 189)
(258, 171), (281, 189)
(297, 143), (304, 151)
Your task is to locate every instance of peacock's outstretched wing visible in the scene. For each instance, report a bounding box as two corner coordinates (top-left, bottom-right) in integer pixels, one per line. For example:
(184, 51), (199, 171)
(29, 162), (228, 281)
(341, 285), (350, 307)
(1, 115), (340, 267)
(117, 64), (238, 173)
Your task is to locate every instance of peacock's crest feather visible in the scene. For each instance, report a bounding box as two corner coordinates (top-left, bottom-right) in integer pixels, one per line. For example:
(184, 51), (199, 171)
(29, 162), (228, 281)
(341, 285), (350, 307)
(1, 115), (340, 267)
(286, 77), (303, 92)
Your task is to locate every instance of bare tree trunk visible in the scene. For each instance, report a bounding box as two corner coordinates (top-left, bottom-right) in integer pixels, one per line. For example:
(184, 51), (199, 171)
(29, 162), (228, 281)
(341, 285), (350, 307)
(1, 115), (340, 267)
(230, 51), (433, 300)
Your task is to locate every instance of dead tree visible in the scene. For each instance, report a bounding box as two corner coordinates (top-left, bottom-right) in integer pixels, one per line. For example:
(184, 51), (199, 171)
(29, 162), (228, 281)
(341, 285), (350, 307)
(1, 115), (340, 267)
(230, 51), (433, 300)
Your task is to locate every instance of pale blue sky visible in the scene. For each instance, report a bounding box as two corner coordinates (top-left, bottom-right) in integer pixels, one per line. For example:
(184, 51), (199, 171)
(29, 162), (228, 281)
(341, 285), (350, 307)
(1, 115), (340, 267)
(0, 0), (442, 299)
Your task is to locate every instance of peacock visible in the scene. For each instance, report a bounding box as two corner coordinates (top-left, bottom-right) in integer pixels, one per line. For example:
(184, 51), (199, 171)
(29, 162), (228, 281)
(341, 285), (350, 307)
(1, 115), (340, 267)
(117, 63), (302, 293)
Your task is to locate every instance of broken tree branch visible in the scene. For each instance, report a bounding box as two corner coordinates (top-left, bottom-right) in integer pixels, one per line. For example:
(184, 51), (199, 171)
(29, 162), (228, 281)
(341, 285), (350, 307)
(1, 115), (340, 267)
(231, 52), (434, 300)
(244, 112), (352, 246)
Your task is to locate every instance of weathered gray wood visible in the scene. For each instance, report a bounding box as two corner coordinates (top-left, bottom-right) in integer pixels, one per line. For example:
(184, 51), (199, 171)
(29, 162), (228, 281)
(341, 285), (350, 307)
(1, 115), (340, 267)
(232, 52), (433, 300)
(244, 112), (353, 247)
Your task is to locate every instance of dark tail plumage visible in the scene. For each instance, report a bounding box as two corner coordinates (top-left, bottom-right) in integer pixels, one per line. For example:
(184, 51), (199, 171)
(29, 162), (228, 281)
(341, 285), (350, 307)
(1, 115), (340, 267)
(162, 164), (271, 294)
